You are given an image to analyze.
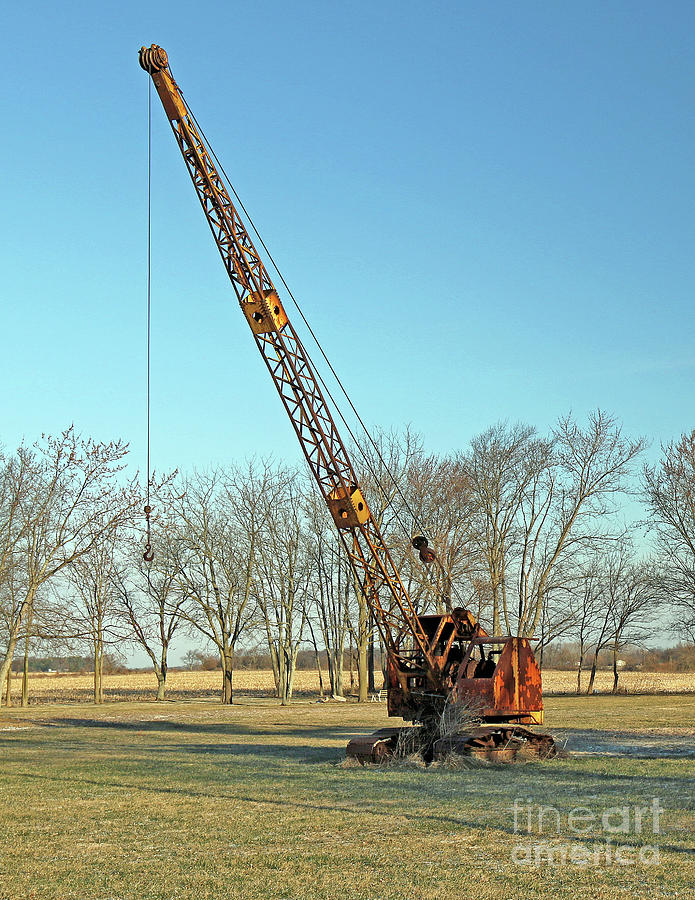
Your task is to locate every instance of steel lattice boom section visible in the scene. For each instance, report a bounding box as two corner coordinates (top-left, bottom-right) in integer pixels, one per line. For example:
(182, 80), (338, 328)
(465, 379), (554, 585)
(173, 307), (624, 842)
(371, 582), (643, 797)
(139, 45), (439, 682)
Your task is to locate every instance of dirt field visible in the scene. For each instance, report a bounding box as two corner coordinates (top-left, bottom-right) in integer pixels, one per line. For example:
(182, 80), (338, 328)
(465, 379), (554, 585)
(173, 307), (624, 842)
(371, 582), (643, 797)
(0, 694), (693, 900)
(7, 667), (695, 706)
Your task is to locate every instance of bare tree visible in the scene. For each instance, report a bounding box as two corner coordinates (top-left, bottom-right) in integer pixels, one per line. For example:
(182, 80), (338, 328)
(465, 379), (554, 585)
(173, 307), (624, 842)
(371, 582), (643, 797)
(461, 422), (544, 634)
(643, 430), (695, 641)
(517, 411), (644, 637)
(350, 427), (446, 699)
(254, 471), (309, 705)
(170, 464), (272, 703)
(348, 428), (418, 699)
(579, 542), (658, 694)
(606, 558), (660, 693)
(0, 428), (134, 700)
(569, 562), (604, 693)
(399, 452), (475, 615)
(1, 448), (35, 704)
(116, 522), (187, 701)
(0, 449), (30, 600)
(64, 526), (125, 704)
(0, 565), (24, 706)
(460, 413), (644, 638)
(304, 489), (350, 697)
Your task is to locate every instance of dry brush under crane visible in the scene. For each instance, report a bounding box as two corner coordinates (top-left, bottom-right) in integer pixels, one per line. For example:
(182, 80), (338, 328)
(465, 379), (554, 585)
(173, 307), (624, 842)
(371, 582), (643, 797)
(139, 44), (558, 763)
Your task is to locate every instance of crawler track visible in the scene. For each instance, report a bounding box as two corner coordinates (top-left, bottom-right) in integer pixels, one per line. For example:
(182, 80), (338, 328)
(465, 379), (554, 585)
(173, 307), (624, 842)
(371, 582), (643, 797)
(346, 725), (560, 764)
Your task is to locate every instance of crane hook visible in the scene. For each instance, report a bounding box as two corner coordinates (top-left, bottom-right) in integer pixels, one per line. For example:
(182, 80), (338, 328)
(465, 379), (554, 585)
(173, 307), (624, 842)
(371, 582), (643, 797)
(412, 535), (436, 564)
(143, 504), (154, 562)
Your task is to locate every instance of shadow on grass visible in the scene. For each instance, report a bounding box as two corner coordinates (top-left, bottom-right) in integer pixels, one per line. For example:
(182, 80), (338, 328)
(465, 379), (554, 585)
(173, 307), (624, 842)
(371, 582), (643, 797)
(1, 727), (355, 765)
(28, 717), (695, 763)
(17, 769), (693, 858)
(35, 717), (368, 740)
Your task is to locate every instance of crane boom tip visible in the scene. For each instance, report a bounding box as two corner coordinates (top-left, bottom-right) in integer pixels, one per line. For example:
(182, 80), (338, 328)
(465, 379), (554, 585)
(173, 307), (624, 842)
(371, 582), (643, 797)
(139, 44), (168, 74)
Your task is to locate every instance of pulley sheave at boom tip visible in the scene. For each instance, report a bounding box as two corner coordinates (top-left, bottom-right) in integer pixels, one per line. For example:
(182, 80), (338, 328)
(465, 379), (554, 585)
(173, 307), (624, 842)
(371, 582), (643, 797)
(139, 44), (169, 74)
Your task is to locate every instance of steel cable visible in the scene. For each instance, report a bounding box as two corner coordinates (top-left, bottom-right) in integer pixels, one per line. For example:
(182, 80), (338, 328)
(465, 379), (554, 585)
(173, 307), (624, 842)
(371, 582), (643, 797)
(143, 79), (154, 564)
(170, 69), (465, 608)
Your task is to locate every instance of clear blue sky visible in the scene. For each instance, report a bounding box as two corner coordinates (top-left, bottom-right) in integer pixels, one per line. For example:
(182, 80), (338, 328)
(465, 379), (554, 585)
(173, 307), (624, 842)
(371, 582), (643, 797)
(2, 0), (693, 478)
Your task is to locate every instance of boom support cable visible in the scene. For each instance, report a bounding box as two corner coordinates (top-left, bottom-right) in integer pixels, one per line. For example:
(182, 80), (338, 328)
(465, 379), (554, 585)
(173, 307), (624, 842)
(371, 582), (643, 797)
(175, 80), (465, 608)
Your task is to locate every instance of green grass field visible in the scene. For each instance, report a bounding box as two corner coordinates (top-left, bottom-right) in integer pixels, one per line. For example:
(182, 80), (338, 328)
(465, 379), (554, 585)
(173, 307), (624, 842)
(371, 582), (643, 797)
(0, 696), (693, 899)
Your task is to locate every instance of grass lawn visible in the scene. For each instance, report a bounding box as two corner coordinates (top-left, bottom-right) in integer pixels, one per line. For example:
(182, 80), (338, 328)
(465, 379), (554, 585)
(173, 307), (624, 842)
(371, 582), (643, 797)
(0, 695), (693, 899)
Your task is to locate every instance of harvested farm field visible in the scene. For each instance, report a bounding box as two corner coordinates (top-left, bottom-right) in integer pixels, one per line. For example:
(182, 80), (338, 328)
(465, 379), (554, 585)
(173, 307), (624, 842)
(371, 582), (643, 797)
(7, 667), (695, 706)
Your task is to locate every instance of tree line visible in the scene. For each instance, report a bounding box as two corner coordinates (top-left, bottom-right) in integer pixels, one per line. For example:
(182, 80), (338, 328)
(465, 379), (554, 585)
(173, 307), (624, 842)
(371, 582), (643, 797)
(1, 412), (694, 706)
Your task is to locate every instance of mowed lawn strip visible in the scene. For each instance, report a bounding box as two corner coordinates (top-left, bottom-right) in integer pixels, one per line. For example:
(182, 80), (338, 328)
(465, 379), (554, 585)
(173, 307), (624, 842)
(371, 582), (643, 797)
(0, 697), (693, 900)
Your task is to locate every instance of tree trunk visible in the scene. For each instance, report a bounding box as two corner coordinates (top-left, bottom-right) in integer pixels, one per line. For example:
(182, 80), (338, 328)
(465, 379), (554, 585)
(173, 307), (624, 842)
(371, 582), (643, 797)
(93, 638), (103, 704)
(5, 666), (12, 707)
(21, 648), (29, 707)
(93, 641), (98, 703)
(576, 650), (583, 695)
(325, 646), (336, 696)
(0, 589), (35, 703)
(278, 645), (289, 706)
(97, 644), (104, 704)
(367, 625), (375, 693)
(333, 646), (344, 698)
(265, 625), (281, 698)
(155, 648), (168, 701)
(492, 586), (501, 636)
(21, 626), (31, 707)
(314, 649), (325, 699)
(287, 646), (298, 701)
(306, 619), (325, 699)
(156, 670), (166, 701)
(612, 647), (619, 694)
(356, 595), (368, 702)
(221, 646), (234, 704)
(586, 652), (599, 694)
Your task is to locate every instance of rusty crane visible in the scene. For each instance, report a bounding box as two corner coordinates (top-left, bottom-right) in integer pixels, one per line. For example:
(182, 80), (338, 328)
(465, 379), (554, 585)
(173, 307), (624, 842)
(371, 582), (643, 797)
(139, 44), (556, 762)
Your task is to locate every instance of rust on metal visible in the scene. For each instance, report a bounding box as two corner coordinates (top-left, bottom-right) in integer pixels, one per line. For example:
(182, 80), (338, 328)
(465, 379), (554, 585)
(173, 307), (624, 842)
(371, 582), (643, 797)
(412, 535), (436, 563)
(242, 289), (288, 335)
(143, 504), (154, 562)
(326, 485), (370, 530)
(346, 728), (402, 764)
(346, 724), (559, 765)
(385, 608), (543, 725)
(434, 726), (559, 762)
(140, 45), (557, 764)
(138, 43), (441, 693)
(139, 45), (187, 120)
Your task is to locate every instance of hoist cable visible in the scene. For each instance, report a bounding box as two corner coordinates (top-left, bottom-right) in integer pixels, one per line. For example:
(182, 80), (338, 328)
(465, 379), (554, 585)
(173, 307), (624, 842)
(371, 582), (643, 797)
(143, 79), (154, 564)
(146, 80), (152, 506)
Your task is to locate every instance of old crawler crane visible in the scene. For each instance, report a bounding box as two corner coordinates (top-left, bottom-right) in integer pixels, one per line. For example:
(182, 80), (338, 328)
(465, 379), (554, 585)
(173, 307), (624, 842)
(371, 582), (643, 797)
(139, 44), (557, 762)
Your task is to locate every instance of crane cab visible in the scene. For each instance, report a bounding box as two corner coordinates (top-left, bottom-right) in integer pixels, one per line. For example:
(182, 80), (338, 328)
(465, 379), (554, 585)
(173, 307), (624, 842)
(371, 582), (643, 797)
(386, 608), (543, 726)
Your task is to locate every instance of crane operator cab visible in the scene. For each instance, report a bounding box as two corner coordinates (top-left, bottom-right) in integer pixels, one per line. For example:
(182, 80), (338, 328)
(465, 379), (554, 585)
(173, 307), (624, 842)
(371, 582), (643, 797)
(386, 607), (544, 727)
